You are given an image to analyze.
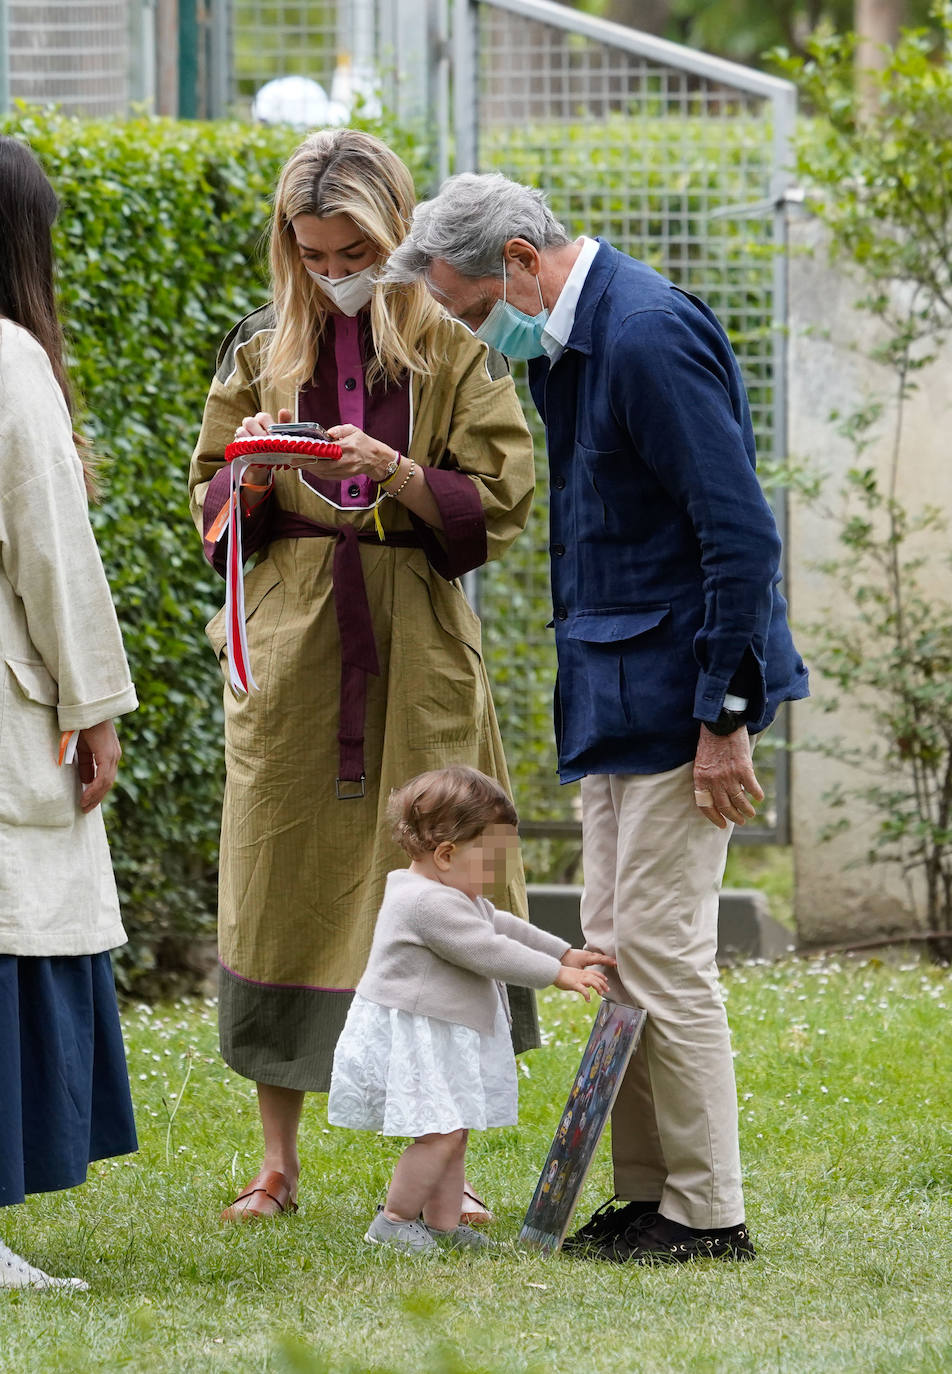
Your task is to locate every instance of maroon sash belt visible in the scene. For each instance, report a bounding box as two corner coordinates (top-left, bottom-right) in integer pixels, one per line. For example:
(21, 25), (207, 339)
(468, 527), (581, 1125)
(269, 510), (423, 797)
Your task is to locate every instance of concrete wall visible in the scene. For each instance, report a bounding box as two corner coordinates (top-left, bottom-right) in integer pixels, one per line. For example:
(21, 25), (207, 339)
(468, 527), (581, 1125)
(787, 215), (952, 944)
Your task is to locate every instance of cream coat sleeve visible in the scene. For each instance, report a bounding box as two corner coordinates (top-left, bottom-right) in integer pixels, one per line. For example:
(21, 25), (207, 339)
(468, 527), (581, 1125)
(0, 324), (137, 731)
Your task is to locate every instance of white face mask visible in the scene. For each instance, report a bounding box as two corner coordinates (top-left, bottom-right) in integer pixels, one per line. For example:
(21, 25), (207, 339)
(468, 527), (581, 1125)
(305, 264), (377, 316)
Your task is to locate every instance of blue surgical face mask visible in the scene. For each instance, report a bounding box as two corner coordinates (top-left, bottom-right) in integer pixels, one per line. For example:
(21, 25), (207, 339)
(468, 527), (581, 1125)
(475, 261), (549, 360)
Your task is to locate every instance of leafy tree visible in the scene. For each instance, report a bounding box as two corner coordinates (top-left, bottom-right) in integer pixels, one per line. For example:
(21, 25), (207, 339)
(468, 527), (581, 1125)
(558, 0), (925, 67)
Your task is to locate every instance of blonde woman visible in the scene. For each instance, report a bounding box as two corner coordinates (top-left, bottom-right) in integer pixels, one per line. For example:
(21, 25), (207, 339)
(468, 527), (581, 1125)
(189, 129), (536, 1224)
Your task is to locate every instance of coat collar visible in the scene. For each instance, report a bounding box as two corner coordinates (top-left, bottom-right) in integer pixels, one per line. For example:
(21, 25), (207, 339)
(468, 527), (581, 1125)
(562, 238), (620, 358)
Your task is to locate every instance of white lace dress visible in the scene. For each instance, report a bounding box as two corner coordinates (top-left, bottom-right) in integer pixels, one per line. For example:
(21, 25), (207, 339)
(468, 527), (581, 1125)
(328, 990), (519, 1137)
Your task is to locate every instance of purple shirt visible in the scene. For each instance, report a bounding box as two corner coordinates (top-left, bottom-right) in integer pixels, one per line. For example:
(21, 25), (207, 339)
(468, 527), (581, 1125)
(298, 311), (411, 508)
(203, 311), (487, 582)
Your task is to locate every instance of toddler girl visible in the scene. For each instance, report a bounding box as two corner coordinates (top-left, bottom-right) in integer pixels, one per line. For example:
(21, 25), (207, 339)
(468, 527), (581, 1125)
(328, 765), (614, 1254)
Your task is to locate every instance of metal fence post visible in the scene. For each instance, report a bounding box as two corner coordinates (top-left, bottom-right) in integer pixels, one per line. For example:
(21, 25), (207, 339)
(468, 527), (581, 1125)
(208, 0), (230, 117)
(452, 0), (478, 172)
(178, 0), (198, 117)
(768, 83), (798, 847)
(129, 0), (157, 110)
(431, 0), (451, 187)
(380, 0), (429, 126)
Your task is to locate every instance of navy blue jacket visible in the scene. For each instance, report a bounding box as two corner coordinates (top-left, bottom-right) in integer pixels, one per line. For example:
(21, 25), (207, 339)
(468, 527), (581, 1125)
(527, 241), (809, 782)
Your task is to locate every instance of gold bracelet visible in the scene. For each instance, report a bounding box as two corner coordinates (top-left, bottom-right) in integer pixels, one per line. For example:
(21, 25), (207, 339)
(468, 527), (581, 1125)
(378, 453), (402, 487)
(384, 458), (416, 498)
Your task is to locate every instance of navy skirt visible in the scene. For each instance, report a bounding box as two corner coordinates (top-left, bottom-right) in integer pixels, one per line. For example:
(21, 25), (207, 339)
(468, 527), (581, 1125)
(0, 953), (138, 1206)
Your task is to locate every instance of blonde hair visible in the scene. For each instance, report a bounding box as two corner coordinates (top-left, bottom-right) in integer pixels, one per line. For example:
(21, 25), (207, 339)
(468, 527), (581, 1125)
(265, 128), (446, 392)
(388, 767), (518, 859)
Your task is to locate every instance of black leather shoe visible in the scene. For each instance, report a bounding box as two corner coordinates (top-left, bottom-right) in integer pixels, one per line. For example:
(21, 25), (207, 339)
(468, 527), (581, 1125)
(596, 1213), (756, 1264)
(561, 1196), (660, 1253)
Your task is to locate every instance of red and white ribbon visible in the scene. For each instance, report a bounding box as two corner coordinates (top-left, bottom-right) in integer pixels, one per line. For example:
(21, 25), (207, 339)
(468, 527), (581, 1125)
(217, 436), (341, 695)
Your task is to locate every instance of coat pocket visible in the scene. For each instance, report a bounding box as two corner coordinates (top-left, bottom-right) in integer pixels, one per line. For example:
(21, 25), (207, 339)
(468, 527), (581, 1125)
(403, 566), (487, 749)
(566, 606), (670, 644)
(0, 658), (77, 828)
(561, 605), (675, 750)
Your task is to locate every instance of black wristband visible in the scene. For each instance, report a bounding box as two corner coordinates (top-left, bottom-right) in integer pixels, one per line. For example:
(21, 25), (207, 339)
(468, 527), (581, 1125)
(702, 707), (747, 737)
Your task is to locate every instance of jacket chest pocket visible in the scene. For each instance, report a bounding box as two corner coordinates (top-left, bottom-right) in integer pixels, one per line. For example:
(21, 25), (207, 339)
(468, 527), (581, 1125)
(0, 658), (77, 828)
(572, 442), (638, 541)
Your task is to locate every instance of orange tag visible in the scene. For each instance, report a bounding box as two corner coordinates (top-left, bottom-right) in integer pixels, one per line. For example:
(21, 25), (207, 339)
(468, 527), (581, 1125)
(206, 499), (230, 544)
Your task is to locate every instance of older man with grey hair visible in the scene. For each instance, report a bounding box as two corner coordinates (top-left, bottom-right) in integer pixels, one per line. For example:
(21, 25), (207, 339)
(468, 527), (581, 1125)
(387, 174), (808, 1265)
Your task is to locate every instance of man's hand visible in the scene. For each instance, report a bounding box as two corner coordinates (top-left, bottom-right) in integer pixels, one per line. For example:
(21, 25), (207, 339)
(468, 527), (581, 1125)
(693, 725), (764, 830)
(76, 720), (122, 812)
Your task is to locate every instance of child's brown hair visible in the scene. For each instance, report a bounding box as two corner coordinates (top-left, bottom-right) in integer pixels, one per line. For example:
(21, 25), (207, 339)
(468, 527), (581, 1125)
(388, 766), (518, 858)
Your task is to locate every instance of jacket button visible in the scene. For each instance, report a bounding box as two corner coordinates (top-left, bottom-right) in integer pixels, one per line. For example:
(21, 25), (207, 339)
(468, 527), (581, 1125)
(553, 474), (566, 489)
(344, 376), (357, 391)
(347, 482), (361, 499)
(556, 605), (568, 620)
(551, 542), (565, 557)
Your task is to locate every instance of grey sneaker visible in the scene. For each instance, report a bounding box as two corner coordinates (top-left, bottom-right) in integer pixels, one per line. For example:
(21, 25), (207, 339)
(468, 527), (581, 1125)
(427, 1223), (494, 1251)
(364, 1211), (437, 1254)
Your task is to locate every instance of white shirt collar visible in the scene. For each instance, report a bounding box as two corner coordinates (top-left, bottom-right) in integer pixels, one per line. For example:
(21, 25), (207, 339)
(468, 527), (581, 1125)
(541, 236), (600, 362)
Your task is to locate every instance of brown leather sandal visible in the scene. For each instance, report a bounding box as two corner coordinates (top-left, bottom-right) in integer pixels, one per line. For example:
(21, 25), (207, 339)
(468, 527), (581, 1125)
(220, 1170), (299, 1222)
(460, 1182), (494, 1227)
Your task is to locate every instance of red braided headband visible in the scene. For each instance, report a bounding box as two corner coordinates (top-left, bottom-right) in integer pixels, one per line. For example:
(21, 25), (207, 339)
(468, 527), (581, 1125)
(224, 434), (343, 464)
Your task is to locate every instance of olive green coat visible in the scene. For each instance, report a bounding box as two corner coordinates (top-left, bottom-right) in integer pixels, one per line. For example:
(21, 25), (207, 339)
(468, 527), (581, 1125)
(188, 308), (536, 1086)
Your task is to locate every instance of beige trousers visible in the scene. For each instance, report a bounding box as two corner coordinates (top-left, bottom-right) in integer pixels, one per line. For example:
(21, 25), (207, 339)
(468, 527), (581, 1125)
(580, 763), (744, 1229)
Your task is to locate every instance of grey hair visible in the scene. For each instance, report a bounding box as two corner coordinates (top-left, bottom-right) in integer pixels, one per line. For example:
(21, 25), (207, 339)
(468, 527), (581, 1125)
(384, 172), (570, 283)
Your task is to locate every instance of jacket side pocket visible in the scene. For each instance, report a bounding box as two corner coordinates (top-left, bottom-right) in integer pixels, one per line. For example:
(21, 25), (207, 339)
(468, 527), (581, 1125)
(0, 658), (77, 828)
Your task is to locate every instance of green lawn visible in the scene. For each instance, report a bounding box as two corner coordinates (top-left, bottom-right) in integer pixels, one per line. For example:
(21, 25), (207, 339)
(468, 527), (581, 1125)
(3, 959), (950, 1373)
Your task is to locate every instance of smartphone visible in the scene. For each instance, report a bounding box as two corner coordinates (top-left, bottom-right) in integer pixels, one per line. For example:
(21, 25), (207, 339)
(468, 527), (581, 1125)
(269, 421), (334, 442)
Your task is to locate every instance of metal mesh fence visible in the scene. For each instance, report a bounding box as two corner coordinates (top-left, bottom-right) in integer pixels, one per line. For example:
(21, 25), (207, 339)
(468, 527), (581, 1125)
(230, 0), (385, 119)
(466, 0), (793, 865)
(5, 0), (130, 115)
(231, 1), (337, 108)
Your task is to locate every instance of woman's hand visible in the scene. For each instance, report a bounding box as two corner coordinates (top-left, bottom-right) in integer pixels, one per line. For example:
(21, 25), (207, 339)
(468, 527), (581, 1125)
(324, 423), (398, 482)
(561, 948), (616, 971)
(235, 408), (292, 439)
(77, 720), (122, 812)
(554, 965), (611, 1002)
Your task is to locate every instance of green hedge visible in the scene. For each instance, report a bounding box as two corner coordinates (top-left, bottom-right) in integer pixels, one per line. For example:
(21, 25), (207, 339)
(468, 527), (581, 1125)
(0, 106), (431, 992)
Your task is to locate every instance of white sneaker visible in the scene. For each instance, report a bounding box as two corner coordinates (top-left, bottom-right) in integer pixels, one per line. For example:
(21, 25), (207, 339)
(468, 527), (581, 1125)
(364, 1212), (436, 1254)
(0, 1242), (88, 1291)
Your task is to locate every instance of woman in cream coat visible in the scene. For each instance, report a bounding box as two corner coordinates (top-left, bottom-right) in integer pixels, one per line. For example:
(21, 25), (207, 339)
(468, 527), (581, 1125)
(0, 137), (138, 1289)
